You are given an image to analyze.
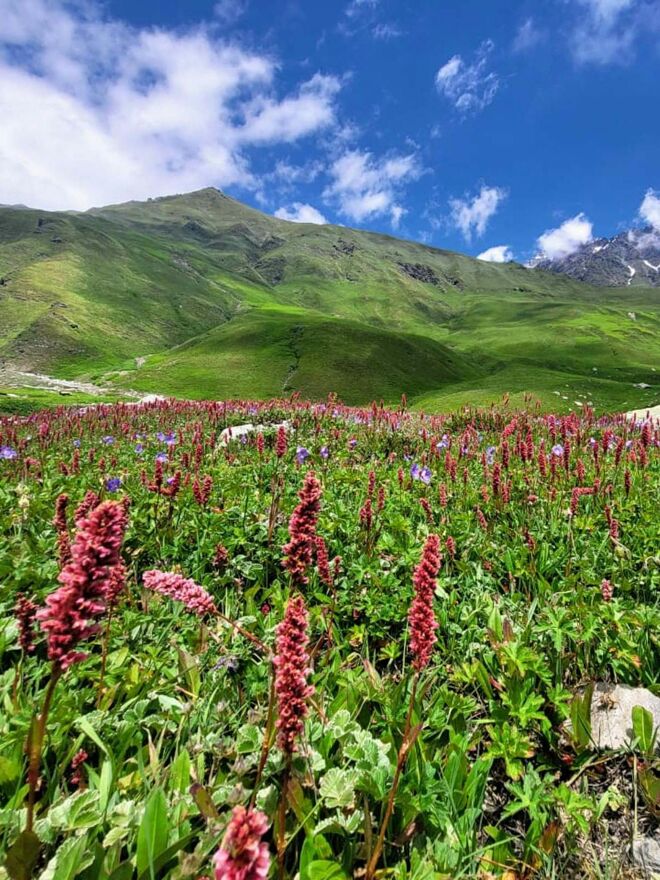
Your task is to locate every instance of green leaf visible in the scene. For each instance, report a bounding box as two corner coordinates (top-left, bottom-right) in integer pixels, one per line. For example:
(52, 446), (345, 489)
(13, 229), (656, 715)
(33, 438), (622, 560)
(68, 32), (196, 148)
(98, 760), (114, 814)
(168, 750), (190, 794)
(136, 832), (196, 880)
(4, 830), (41, 880)
(136, 788), (170, 880)
(190, 783), (219, 821)
(74, 717), (111, 758)
(0, 755), (21, 784)
(569, 685), (593, 752)
(308, 861), (350, 880)
(319, 768), (359, 809)
(632, 705), (655, 755)
(47, 834), (94, 880)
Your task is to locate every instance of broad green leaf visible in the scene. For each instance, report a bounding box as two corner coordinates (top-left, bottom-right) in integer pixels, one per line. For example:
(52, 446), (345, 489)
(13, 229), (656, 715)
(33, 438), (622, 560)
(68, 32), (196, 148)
(136, 788), (170, 880)
(632, 705), (655, 755)
(319, 768), (359, 809)
(308, 861), (350, 880)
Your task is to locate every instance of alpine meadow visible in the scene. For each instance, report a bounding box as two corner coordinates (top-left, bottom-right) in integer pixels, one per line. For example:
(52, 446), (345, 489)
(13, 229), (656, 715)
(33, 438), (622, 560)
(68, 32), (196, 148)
(0, 0), (659, 879)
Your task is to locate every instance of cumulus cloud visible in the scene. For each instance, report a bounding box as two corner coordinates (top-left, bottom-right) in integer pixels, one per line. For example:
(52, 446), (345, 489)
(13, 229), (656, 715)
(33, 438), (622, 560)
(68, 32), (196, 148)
(435, 40), (499, 114)
(449, 185), (507, 241)
(570, 0), (642, 64)
(536, 213), (593, 259)
(639, 188), (660, 231)
(0, 0), (342, 210)
(274, 202), (327, 224)
(477, 245), (514, 262)
(323, 149), (422, 226)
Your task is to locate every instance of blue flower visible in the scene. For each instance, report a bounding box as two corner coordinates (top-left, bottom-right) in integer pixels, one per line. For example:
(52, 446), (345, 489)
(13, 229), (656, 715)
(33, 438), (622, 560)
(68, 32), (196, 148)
(349, 438), (357, 449)
(106, 477), (122, 492)
(420, 466), (432, 485)
(73, 439), (81, 448)
(320, 445), (329, 459)
(135, 443), (144, 454)
(155, 452), (168, 463)
(436, 435), (449, 450)
(296, 446), (310, 464)
(486, 445), (497, 465)
(102, 436), (115, 445)
(410, 463), (421, 480)
(551, 444), (564, 457)
(0, 445), (17, 460)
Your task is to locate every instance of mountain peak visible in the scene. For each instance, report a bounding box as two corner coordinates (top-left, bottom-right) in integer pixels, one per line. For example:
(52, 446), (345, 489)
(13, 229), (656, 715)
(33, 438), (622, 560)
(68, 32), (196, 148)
(533, 226), (660, 287)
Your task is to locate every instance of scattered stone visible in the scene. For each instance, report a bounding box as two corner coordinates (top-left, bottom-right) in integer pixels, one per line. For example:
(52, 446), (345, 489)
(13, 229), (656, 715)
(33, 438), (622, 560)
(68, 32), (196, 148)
(397, 262), (439, 285)
(632, 835), (660, 878)
(589, 684), (660, 751)
(218, 421), (290, 446)
(333, 239), (355, 256)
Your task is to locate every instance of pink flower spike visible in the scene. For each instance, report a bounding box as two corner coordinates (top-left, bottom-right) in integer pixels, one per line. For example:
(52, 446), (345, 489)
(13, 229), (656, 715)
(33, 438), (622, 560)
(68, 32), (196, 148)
(274, 595), (313, 755)
(409, 534), (441, 672)
(213, 806), (270, 880)
(37, 500), (128, 671)
(143, 570), (218, 618)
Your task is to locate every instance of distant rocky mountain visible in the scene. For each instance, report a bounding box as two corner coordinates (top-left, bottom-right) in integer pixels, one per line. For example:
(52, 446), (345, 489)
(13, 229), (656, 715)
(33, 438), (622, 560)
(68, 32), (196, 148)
(532, 228), (660, 288)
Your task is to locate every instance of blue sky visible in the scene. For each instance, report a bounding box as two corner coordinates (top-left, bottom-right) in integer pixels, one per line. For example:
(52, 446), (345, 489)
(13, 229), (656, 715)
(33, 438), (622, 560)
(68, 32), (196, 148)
(0, 0), (659, 262)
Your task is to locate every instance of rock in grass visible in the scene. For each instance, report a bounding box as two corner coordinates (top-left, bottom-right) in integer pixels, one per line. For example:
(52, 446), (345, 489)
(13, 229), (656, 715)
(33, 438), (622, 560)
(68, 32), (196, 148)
(631, 835), (660, 878)
(590, 684), (660, 751)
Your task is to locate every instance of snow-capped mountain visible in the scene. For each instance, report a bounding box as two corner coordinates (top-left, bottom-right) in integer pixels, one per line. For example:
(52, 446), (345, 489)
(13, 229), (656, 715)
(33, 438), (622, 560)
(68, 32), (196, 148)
(532, 228), (660, 287)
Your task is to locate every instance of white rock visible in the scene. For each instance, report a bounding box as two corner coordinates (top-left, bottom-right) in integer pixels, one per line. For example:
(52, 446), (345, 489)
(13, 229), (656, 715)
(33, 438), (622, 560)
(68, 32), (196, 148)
(589, 684), (660, 751)
(218, 421), (290, 446)
(632, 835), (660, 878)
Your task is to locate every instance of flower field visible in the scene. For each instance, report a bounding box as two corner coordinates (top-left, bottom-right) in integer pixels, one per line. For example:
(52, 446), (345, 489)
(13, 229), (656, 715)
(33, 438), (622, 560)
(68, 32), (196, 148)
(0, 397), (658, 879)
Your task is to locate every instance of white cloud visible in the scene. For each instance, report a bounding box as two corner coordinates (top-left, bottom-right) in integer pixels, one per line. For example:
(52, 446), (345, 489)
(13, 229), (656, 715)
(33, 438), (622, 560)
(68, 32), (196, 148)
(639, 188), (660, 231)
(390, 205), (406, 228)
(324, 149), (422, 225)
(477, 245), (513, 262)
(0, 0), (342, 210)
(435, 40), (499, 114)
(570, 0), (640, 64)
(213, 0), (248, 25)
(372, 23), (402, 40)
(449, 185), (507, 241)
(536, 213), (593, 259)
(513, 18), (543, 52)
(274, 203), (327, 224)
(344, 0), (379, 18)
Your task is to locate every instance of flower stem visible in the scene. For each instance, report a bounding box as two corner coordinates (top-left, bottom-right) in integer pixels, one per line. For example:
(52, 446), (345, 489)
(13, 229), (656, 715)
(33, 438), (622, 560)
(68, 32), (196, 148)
(365, 674), (419, 880)
(26, 666), (61, 832)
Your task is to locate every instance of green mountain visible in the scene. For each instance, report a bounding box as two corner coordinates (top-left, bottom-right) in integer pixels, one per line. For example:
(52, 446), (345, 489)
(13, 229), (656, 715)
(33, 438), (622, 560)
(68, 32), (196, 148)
(1, 187), (658, 411)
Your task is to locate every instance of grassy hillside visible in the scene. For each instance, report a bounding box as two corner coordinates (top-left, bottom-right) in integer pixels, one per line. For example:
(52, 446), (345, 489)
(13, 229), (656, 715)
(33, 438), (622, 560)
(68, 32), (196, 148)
(1, 188), (658, 411)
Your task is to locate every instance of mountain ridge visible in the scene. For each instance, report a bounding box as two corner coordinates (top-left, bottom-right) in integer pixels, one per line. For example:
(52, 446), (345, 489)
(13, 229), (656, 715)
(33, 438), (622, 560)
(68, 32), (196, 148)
(0, 188), (658, 412)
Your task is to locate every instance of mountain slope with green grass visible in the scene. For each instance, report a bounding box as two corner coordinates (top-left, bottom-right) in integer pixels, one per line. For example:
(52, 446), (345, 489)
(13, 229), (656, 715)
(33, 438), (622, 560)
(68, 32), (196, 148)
(1, 188), (658, 411)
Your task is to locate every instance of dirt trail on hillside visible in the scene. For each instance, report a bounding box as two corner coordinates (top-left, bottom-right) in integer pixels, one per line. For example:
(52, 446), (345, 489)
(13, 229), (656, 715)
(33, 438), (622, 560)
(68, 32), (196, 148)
(0, 368), (140, 398)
